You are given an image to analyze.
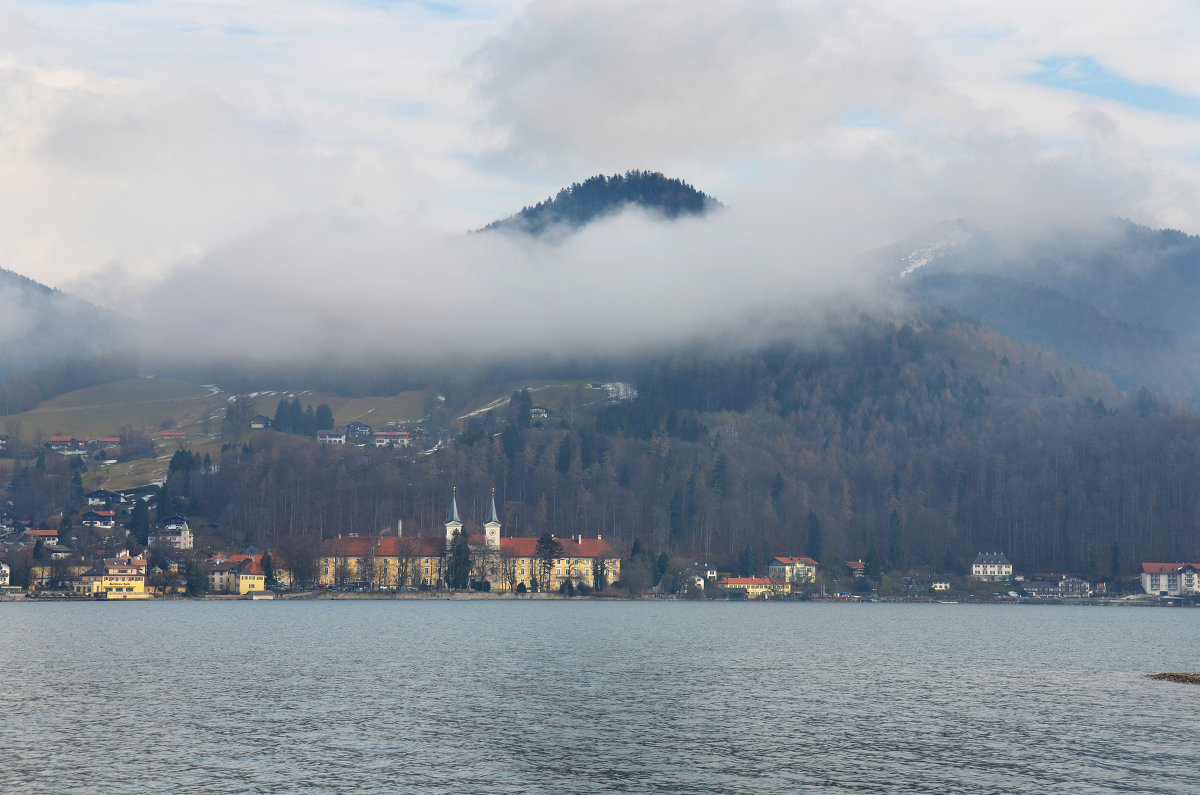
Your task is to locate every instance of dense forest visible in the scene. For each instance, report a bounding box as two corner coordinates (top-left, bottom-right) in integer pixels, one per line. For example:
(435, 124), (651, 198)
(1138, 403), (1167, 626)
(16, 309), (1198, 583)
(478, 171), (718, 236)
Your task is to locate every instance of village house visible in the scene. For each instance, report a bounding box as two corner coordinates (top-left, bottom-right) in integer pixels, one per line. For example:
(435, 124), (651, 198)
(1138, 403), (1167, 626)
(229, 557), (266, 594)
(86, 489), (126, 507)
(0, 561), (9, 586)
(346, 421), (372, 438)
(161, 431), (187, 442)
(48, 436), (84, 452)
(718, 577), (774, 599)
(317, 429), (347, 445)
(72, 555), (150, 599)
(1141, 562), (1200, 597)
(149, 517), (194, 551)
(845, 559), (866, 578)
(21, 528), (58, 546)
(318, 490), (619, 592)
(971, 552), (1013, 580)
(372, 429), (410, 448)
(250, 415), (272, 429)
(767, 556), (819, 593)
(80, 510), (117, 530)
(204, 553), (289, 593)
(88, 437), (121, 450)
(1025, 575), (1092, 598)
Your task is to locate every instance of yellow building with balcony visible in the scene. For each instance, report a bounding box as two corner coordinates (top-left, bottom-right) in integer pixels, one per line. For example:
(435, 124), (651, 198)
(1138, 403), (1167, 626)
(73, 556), (151, 599)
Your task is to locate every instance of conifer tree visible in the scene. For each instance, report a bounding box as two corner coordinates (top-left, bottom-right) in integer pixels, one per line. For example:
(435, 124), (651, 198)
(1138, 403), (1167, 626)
(129, 498), (151, 546)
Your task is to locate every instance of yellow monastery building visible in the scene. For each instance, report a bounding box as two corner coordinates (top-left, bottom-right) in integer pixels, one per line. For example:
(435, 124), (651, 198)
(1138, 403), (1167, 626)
(319, 490), (620, 592)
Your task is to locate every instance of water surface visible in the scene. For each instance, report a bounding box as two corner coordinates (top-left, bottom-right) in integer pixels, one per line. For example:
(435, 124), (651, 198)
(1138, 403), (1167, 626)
(1, 601), (1196, 794)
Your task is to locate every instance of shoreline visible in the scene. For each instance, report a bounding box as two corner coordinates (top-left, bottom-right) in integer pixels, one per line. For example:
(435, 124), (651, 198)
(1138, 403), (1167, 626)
(4, 590), (1195, 606)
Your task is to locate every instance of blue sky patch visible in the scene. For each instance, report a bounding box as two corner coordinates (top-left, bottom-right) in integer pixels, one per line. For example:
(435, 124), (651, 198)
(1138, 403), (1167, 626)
(842, 110), (899, 130)
(349, 0), (474, 17)
(1029, 55), (1200, 119)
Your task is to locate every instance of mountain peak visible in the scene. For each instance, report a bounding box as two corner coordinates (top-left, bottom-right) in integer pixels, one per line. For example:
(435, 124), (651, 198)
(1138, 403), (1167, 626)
(478, 170), (719, 237)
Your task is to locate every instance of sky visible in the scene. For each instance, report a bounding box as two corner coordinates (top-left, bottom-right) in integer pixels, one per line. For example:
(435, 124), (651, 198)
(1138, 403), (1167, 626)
(4, 0), (1200, 362)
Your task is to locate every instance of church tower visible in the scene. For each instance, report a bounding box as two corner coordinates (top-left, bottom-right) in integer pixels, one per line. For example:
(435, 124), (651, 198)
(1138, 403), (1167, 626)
(444, 486), (463, 550)
(483, 488), (501, 550)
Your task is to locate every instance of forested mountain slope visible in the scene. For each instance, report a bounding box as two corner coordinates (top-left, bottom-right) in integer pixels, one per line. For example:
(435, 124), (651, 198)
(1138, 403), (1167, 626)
(89, 310), (1199, 581)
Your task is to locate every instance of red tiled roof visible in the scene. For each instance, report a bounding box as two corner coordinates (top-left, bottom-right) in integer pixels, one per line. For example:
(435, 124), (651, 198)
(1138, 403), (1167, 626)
(1142, 562), (1200, 575)
(321, 536), (445, 558)
(772, 556), (819, 566)
(720, 577), (772, 586)
(497, 536), (616, 559)
(26, 529), (58, 537)
(319, 534), (617, 559)
(235, 557), (264, 576)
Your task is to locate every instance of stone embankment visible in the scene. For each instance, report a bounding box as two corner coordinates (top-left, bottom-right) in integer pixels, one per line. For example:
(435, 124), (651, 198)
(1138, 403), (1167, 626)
(1147, 673), (1200, 684)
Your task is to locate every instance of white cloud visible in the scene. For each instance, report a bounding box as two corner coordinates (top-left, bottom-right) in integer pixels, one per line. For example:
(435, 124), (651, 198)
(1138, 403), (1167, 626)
(2, 0), (1200, 364)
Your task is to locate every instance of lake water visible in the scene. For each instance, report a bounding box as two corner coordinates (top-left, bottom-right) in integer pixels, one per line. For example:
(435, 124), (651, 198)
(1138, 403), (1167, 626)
(1, 600), (1197, 794)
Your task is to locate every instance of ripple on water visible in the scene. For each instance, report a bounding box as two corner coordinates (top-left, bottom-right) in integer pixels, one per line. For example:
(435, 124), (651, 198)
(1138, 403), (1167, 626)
(0, 601), (1198, 794)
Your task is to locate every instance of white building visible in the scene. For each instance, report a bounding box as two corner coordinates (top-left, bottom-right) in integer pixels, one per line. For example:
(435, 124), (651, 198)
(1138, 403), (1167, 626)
(767, 556), (819, 592)
(971, 552), (1013, 581)
(317, 430), (347, 445)
(372, 430), (410, 448)
(149, 517), (193, 551)
(1141, 563), (1200, 597)
(0, 561), (9, 586)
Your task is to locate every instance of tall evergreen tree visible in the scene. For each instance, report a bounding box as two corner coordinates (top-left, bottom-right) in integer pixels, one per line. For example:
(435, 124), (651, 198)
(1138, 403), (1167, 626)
(129, 498), (151, 546)
(446, 530), (471, 589)
(536, 533), (563, 590)
(261, 552), (277, 590)
(806, 511), (823, 562)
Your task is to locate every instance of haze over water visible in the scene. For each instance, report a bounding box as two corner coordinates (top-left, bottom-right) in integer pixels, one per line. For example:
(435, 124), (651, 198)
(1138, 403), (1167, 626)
(2, 601), (1197, 794)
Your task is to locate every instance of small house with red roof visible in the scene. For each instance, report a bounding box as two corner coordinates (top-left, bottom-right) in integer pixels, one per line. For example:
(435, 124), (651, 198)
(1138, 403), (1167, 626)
(21, 528), (59, 546)
(372, 429), (410, 448)
(203, 553), (280, 593)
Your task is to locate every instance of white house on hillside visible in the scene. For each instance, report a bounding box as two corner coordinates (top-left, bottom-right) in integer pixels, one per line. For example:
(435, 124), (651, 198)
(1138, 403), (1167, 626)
(971, 552), (1013, 580)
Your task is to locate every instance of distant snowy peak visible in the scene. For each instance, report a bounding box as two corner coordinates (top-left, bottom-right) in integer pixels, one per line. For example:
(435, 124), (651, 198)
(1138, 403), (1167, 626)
(882, 219), (983, 279)
(897, 227), (978, 277)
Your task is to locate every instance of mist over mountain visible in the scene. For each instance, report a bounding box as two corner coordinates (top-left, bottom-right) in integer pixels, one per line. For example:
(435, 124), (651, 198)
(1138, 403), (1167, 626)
(477, 171), (718, 237)
(889, 218), (1200, 406)
(0, 268), (126, 383)
(5, 174), (1200, 574)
